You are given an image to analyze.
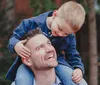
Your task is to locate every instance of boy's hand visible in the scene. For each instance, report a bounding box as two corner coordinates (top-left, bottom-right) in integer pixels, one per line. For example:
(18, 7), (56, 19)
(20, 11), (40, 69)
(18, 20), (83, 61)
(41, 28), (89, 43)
(14, 39), (30, 58)
(72, 68), (83, 84)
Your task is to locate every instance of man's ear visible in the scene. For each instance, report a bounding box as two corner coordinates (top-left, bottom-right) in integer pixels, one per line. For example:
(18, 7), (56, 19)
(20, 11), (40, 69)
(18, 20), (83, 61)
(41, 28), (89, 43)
(52, 10), (58, 18)
(21, 57), (32, 67)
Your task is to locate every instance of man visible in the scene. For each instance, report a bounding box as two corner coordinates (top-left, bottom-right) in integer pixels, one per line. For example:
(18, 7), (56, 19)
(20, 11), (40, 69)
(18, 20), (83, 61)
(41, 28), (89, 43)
(12, 28), (62, 85)
(22, 29), (59, 85)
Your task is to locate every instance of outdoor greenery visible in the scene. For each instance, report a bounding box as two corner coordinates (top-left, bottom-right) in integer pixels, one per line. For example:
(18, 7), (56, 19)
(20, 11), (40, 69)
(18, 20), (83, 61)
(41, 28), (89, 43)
(0, 48), (15, 85)
(0, 0), (100, 85)
(30, 0), (57, 15)
(0, 0), (15, 84)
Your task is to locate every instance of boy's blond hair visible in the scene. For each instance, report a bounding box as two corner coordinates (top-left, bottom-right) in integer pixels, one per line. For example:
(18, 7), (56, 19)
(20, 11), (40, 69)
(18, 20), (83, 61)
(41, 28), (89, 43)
(58, 1), (85, 30)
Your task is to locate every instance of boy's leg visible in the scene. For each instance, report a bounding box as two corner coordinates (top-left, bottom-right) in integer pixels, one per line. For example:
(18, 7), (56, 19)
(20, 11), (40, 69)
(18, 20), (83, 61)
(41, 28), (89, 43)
(80, 79), (88, 85)
(55, 64), (77, 85)
(55, 64), (87, 85)
(15, 64), (34, 85)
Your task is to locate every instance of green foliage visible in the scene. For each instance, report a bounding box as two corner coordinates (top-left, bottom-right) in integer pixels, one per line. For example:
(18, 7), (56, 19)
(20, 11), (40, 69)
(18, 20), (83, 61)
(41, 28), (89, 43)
(76, 0), (100, 14)
(96, 0), (100, 14)
(0, 0), (7, 36)
(30, 0), (57, 16)
(98, 0), (100, 5)
(0, 48), (15, 85)
(0, 0), (14, 39)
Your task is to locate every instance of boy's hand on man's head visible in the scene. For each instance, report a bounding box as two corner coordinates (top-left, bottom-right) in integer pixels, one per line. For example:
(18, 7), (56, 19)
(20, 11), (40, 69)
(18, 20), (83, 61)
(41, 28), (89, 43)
(72, 68), (83, 84)
(14, 39), (30, 58)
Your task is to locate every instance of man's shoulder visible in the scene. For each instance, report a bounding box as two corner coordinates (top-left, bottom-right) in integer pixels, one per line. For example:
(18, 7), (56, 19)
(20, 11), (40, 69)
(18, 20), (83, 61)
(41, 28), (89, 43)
(54, 76), (63, 85)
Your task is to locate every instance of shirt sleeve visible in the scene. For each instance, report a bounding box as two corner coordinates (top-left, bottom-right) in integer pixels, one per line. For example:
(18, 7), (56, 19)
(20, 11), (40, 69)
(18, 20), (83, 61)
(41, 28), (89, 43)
(65, 34), (85, 74)
(8, 18), (37, 53)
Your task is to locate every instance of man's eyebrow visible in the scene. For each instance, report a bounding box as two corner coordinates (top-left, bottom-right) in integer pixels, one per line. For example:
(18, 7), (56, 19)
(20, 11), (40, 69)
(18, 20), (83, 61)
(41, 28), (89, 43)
(35, 41), (46, 49)
(35, 39), (50, 47)
(35, 44), (41, 48)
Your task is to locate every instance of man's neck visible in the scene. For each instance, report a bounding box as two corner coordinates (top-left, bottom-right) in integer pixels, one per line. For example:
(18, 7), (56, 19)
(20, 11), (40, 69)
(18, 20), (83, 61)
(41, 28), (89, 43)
(33, 68), (56, 85)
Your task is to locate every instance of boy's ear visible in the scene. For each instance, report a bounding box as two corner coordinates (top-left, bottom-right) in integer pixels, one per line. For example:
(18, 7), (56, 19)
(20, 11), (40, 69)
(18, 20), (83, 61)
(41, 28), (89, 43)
(21, 57), (32, 67)
(52, 10), (57, 18)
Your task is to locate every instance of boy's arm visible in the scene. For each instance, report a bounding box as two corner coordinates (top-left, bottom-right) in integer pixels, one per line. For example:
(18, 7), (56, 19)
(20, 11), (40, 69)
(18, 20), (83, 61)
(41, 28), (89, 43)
(65, 34), (85, 74)
(8, 18), (37, 53)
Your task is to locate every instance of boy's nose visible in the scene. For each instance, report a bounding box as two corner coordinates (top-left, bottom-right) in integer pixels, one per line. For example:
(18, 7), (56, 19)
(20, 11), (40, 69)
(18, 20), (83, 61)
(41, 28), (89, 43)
(58, 32), (67, 37)
(57, 33), (63, 36)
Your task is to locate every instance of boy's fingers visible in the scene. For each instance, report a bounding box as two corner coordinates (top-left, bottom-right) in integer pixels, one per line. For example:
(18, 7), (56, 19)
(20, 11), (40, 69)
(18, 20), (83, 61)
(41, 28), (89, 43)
(72, 75), (78, 80)
(72, 74), (82, 84)
(72, 77), (81, 84)
(72, 73), (82, 81)
(19, 52), (29, 58)
(19, 54), (25, 58)
(72, 71), (78, 78)
(23, 46), (30, 53)
(21, 49), (30, 57)
(74, 77), (82, 84)
(72, 73), (82, 79)
(72, 70), (77, 75)
(72, 75), (81, 80)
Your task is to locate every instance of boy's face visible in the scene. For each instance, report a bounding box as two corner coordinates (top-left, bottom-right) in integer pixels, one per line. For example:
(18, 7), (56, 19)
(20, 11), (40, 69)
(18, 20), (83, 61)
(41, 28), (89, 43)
(50, 11), (79, 37)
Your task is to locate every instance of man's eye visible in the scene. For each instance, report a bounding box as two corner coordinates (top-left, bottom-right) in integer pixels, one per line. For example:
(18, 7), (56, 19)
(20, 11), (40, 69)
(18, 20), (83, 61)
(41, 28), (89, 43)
(36, 47), (40, 50)
(36, 45), (44, 50)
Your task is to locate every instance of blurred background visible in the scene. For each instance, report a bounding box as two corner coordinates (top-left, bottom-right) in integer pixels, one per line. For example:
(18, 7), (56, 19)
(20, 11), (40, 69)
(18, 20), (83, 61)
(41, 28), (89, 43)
(0, 0), (100, 85)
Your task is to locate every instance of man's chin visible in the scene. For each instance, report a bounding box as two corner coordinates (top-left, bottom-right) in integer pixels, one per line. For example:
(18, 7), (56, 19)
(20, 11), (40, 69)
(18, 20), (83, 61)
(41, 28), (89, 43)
(48, 62), (58, 68)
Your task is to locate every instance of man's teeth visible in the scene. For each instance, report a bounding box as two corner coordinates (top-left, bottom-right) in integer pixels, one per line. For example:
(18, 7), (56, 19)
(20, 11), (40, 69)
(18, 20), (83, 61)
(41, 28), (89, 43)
(48, 54), (54, 59)
(47, 53), (54, 59)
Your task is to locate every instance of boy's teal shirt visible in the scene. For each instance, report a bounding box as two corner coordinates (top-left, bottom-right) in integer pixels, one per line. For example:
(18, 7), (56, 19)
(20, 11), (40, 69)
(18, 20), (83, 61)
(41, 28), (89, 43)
(6, 11), (84, 81)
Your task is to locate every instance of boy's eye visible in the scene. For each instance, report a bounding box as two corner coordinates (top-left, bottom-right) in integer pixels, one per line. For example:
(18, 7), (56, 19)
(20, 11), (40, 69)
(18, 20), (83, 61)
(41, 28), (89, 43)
(58, 27), (63, 31)
(58, 25), (63, 31)
(64, 33), (68, 36)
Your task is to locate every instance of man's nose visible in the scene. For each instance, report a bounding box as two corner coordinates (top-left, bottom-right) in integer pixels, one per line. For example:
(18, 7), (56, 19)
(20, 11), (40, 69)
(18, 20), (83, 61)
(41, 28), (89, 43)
(45, 45), (52, 52)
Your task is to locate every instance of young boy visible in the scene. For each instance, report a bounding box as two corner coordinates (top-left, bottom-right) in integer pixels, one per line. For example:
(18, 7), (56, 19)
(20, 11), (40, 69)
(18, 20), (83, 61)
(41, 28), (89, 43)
(6, 1), (86, 85)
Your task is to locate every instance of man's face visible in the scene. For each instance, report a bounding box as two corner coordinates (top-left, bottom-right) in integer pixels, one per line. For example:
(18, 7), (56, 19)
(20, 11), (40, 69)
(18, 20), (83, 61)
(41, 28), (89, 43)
(26, 34), (58, 70)
(50, 11), (78, 37)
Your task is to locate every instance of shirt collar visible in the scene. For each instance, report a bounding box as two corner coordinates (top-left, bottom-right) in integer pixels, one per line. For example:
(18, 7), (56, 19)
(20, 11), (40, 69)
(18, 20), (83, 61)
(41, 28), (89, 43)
(52, 76), (62, 85)
(33, 76), (62, 85)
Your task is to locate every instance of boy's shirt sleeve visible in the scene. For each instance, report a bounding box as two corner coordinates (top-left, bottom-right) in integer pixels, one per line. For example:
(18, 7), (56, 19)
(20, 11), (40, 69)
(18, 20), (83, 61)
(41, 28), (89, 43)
(8, 18), (37, 53)
(65, 34), (85, 74)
